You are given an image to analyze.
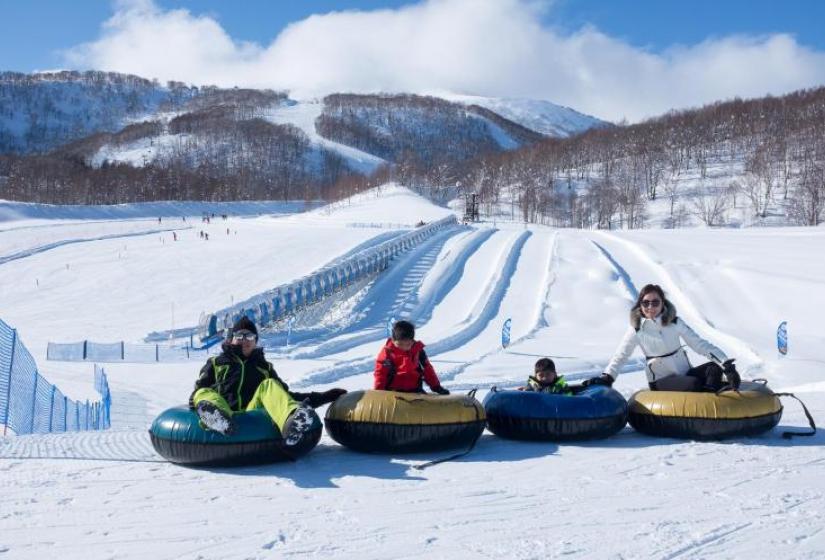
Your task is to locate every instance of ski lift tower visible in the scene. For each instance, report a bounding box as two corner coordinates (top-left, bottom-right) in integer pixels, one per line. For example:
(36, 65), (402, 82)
(463, 193), (480, 223)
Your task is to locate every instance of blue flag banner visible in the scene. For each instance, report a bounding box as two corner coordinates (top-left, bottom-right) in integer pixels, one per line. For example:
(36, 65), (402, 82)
(777, 321), (788, 355)
(502, 318), (512, 348)
(387, 316), (396, 339)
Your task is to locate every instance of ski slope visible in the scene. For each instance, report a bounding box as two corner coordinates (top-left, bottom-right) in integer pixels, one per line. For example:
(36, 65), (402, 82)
(262, 99), (387, 175)
(1, 186), (824, 560)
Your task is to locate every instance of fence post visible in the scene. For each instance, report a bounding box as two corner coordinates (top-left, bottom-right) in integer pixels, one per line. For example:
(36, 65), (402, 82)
(29, 373), (39, 434)
(83, 340), (87, 360)
(63, 395), (68, 432)
(156, 344), (159, 362)
(2, 328), (16, 436)
(121, 341), (125, 360)
(48, 385), (56, 432)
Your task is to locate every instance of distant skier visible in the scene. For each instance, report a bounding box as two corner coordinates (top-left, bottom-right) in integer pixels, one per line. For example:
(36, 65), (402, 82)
(584, 284), (740, 392)
(190, 317), (346, 445)
(373, 320), (449, 395)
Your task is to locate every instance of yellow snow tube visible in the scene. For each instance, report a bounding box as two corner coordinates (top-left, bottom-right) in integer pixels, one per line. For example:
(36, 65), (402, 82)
(325, 389), (486, 453)
(628, 381), (782, 440)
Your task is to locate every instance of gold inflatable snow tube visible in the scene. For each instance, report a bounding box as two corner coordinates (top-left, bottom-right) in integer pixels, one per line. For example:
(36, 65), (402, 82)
(325, 389), (486, 453)
(629, 381), (782, 440)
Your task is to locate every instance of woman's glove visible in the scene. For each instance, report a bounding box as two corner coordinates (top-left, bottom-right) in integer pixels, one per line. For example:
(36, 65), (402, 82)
(722, 359), (741, 389)
(433, 386), (450, 395)
(583, 373), (614, 387)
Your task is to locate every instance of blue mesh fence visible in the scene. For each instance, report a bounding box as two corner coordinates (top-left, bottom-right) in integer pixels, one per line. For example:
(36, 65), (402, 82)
(46, 340), (218, 363)
(0, 318), (110, 436)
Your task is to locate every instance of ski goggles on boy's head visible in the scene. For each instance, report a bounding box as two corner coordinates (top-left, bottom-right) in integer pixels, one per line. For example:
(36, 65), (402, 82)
(232, 330), (257, 341)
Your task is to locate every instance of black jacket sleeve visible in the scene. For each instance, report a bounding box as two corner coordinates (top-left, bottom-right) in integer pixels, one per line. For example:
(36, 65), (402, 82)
(189, 359), (216, 408)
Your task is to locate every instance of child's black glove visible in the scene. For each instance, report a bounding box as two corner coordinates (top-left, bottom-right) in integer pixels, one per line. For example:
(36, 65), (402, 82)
(583, 373), (614, 387)
(722, 359), (741, 390)
(321, 388), (347, 404)
(307, 388), (348, 407)
(433, 386), (450, 395)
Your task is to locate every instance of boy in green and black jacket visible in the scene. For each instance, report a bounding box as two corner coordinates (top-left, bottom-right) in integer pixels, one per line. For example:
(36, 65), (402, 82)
(519, 358), (572, 395)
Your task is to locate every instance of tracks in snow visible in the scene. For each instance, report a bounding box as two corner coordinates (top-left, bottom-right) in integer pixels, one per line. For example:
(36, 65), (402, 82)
(293, 228), (534, 388)
(590, 232), (762, 370)
(0, 226), (189, 266)
(283, 226), (471, 358)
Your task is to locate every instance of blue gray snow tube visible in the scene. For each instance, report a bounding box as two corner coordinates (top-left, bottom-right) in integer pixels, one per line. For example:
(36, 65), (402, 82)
(149, 406), (321, 467)
(483, 385), (628, 441)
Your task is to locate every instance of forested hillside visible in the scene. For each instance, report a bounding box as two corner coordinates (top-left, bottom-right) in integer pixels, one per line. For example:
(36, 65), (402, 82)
(424, 87), (825, 227)
(2, 71), (822, 227)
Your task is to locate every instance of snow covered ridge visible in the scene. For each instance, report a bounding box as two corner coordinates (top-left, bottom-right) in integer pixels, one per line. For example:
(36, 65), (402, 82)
(438, 93), (608, 137)
(316, 93), (547, 162)
(0, 70), (198, 154)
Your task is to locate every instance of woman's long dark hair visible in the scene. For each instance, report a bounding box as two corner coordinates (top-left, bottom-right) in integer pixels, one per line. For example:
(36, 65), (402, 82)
(631, 284), (675, 326)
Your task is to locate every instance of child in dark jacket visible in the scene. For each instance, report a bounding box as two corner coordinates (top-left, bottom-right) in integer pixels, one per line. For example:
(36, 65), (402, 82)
(374, 320), (449, 394)
(519, 358), (572, 394)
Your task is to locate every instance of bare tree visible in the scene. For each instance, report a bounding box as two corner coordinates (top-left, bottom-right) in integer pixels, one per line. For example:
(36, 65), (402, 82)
(690, 183), (729, 226)
(788, 147), (825, 225)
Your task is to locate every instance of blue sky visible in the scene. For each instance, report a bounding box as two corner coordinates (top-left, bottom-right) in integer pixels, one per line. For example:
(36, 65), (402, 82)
(3, 0), (825, 121)
(3, 0), (824, 72)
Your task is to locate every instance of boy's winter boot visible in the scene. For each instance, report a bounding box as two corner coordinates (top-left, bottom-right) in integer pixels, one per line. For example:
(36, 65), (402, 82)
(282, 403), (319, 447)
(196, 401), (234, 435)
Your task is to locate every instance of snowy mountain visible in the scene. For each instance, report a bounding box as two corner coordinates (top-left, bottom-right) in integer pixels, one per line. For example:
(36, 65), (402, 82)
(0, 70), (198, 154)
(315, 93), (545, 164)
(2, 72), (606, 204)
(1, 187), (823, 558)
(5, 71), (822, 229)
(440, 93), (608, 137)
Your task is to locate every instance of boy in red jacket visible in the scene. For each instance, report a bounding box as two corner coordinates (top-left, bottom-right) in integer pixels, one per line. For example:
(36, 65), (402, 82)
(374, 320), (449, 394)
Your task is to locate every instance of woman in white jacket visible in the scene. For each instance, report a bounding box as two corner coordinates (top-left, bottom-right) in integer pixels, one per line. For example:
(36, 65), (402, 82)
(585, 284), (740, 391)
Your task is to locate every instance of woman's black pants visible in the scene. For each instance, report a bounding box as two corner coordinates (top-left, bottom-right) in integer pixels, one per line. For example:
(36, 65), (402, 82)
(648, 362), (723, 391)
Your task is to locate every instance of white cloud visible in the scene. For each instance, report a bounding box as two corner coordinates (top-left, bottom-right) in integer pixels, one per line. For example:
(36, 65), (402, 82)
(63, 0), (825, 122)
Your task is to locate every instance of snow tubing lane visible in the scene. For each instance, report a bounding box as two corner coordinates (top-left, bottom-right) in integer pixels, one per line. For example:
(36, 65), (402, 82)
(483, 385), (628, 441)
(628, 381), (783, 440)
(149, 406), (321, 466)
(324, 390), (486, 453)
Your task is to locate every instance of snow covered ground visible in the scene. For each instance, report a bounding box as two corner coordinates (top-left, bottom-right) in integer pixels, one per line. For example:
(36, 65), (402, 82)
(1, 186), (824, 559)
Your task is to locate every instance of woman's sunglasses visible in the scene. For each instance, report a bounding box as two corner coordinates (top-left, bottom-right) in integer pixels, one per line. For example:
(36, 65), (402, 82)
(640, 299), (662, 308)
